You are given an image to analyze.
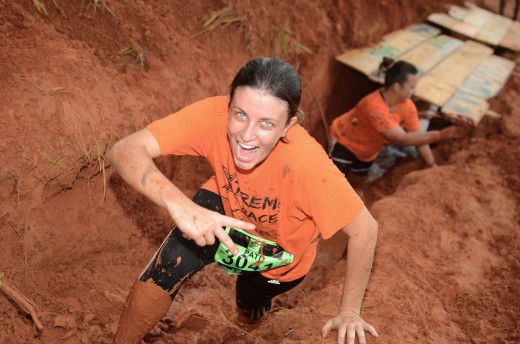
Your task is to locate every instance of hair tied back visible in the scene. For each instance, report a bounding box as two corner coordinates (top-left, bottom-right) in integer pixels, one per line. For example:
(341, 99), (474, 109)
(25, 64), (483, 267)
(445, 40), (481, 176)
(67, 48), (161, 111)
(379, 56), (395, 75)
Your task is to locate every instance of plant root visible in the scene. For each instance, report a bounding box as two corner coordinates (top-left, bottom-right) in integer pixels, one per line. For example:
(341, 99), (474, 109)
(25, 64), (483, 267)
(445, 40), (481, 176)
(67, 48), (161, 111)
(0, 279), (44, 332)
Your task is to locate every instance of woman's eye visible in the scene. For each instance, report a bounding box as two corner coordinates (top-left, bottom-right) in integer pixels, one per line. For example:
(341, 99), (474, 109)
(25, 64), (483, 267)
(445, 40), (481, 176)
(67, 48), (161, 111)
(236, 112), (246, 119)
(261, 120), (273, 127)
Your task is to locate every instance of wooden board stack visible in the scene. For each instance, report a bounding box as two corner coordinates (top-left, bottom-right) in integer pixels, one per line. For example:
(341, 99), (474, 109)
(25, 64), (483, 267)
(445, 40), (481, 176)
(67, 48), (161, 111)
(335, 5), (517, 125)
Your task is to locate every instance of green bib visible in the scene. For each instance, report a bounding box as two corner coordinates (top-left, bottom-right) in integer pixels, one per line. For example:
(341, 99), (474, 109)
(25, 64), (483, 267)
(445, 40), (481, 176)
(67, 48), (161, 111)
(214, 227), (294, 275)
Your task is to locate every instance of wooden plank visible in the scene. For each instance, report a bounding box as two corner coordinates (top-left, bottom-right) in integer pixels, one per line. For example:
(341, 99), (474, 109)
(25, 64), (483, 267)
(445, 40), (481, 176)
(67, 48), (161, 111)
(447, 5), (470, 21)
(428, 4), (519, 50)
(462, 5), (494, 29)
(500, 21), (520, 51)
(335, 24), (440, 76)
(459, 55), (516, 99)
(440, 55), (514, 125)
(414, 40), (493, 106)
(428, 12), (480, 37)
(475, 13), (512, 46)
(441, 90), (489, 125)
(369, 35), (464, 83)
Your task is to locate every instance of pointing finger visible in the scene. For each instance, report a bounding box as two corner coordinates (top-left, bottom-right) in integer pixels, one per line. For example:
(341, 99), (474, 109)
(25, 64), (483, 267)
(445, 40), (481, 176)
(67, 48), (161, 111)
(220, 215), (255, 231)
(214, 226), (239, 255)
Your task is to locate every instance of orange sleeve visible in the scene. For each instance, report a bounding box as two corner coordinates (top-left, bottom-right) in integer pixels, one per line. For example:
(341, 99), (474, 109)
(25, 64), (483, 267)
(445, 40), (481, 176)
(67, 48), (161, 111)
(402, 100), (421, 131)
(201, 175), (219, 194)
(147, 96), (228, 157)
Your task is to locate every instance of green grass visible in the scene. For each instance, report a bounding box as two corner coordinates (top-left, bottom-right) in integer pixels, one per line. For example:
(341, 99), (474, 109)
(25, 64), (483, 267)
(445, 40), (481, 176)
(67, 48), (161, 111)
(113, 39), (145, 68)
(269, 28), (312, 56)
(32, 0), (49, 17)
(193, 5), (248, 38)
(82, 0), (115, 16)
(20, 75), (65, 95)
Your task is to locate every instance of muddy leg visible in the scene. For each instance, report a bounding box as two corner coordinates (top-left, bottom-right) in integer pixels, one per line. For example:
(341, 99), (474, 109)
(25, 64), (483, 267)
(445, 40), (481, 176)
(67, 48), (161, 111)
(113, 280), (171, 344)
(236, 274), (305, 321)
(113, 189), (224, 343)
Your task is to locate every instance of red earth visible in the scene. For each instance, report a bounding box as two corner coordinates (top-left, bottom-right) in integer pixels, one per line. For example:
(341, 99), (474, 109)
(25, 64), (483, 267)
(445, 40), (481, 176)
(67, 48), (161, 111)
(1, 1), (518, 343)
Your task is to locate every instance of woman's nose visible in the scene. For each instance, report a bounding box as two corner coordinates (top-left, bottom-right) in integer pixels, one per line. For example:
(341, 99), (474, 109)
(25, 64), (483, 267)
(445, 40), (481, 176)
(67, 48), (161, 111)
(240, 123), (257, 142)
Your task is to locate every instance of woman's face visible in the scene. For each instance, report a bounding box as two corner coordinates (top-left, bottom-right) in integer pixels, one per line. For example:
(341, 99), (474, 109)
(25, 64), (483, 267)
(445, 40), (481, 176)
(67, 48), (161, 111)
(227, 86), (297, 171)
(395, 73), (418, 102)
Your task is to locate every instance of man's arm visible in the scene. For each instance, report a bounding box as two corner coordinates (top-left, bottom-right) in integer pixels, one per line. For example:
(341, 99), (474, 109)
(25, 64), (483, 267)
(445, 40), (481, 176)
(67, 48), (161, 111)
(107, 128), (254, 254)
(321, 207), (379, 344)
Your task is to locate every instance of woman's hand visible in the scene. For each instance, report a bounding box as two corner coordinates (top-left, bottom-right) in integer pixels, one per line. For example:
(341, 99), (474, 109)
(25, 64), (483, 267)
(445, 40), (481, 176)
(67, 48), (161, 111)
(321, 311), (378, 344)
(439, 125), (467, 140)
(166, 199), (255, 256)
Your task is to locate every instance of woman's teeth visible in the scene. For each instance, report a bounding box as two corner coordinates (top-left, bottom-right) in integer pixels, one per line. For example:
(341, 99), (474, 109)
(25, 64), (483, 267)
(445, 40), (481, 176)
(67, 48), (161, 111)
(237, 142), (258, 161)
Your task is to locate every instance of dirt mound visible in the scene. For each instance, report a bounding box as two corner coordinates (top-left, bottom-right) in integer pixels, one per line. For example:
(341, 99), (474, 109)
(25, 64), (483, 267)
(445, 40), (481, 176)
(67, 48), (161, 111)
(1, 1), (518, 343)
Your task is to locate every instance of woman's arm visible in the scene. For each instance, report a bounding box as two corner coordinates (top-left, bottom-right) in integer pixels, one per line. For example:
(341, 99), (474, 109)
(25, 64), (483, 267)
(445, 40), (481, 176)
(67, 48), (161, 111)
(407, 127), (436, 167)
(107, 128), (254, 255)
(321, 207), (379, 344)
(381, 125), (465, 146)
(416, 143), (436, 167)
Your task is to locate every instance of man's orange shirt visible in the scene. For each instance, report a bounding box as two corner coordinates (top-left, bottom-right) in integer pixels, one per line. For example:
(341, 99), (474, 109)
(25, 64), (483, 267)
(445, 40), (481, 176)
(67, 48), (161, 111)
(147, 96), (364, 282)
(330, 90), (420, 162)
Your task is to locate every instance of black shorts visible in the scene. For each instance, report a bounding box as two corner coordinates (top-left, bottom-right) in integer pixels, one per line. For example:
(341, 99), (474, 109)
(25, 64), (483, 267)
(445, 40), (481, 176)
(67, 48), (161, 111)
(329, 140), (374, 176)
(138, 189), (305, 321)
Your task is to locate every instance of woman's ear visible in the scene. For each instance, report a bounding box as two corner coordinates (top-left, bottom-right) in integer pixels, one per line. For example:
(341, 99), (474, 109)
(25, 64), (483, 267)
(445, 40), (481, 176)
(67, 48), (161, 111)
(391, 82), (401, 93)
(282, 116), (298, 137)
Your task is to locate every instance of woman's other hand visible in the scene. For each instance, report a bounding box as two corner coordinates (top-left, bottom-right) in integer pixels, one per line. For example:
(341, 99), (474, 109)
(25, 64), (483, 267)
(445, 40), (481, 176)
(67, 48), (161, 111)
(321, 311), (378, 344)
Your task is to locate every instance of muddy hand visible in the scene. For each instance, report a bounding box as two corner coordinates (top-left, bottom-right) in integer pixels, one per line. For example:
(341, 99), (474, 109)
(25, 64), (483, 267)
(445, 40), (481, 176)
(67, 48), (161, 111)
(440, 125), (467, 140)
(321, 311), (378, 344)
(168, 201), (255, 256)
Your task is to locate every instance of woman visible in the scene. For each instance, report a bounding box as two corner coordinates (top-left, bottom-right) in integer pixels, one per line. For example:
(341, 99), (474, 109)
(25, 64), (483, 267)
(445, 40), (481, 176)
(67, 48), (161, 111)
(329, 57), (465, 186)
(109, 57), (378, 344)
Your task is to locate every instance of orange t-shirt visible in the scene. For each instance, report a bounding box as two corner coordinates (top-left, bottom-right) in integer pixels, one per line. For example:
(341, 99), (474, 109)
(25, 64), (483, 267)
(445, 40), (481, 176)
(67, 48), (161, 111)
(147, 96), (364, 281)
(330, 90), (420, 162)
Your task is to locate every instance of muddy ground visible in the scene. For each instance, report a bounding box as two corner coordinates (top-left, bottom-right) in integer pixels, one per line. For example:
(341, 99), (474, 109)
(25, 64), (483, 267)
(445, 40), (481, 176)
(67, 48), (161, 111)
(0, 1), (518, 343)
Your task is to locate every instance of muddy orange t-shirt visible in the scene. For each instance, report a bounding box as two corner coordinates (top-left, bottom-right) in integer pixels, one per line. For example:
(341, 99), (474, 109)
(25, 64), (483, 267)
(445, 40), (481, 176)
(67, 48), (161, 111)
(147, 96), (364, 282)
(330, 90), (420, 162)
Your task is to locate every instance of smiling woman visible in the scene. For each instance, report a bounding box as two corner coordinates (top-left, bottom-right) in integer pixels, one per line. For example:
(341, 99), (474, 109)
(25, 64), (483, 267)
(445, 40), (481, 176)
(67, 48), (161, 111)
(227, 58), (302, 171)
(108, 57), (379, 344)
(227, 87), (297, 170)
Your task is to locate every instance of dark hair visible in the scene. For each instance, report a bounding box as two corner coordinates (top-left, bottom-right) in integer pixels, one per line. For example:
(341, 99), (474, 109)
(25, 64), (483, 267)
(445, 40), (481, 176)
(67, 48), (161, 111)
(379, 57), (418, 89)
(229, 57), (304, 124)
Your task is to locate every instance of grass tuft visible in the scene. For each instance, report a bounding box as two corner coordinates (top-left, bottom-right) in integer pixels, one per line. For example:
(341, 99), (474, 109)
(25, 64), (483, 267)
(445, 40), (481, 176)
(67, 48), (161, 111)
(32, 0), (49, 17)
(113, 38), (145, 68)
(192, 5), (248, 38)
(82, 0), (115, 16)
(269, 28), (312, 56)
(20, 75), (65, 95)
